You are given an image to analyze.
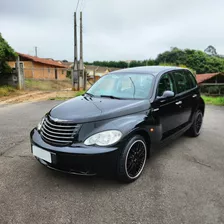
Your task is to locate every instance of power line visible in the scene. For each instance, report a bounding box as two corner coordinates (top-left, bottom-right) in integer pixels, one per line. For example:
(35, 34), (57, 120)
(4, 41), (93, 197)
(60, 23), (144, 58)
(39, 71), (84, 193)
(76, 0), (81, 12)
(81, 0), (86, 11)
(79, 0), (84, 11)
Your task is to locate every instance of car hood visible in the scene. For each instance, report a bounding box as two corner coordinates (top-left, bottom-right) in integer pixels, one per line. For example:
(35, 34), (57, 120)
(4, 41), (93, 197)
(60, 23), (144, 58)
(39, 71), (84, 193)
(49, 96), (150, 123)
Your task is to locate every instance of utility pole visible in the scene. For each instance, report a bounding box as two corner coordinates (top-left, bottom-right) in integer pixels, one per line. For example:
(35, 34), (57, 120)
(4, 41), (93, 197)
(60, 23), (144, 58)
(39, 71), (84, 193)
(79, 11), (85, 90)
(73, 12), (79, 90)
(16, 56), (25, 90)
(35, 46), (37, 57)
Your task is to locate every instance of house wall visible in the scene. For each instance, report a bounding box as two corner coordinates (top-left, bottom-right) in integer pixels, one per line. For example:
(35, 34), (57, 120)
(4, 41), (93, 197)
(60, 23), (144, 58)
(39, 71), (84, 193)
(7, 61), (67, 80)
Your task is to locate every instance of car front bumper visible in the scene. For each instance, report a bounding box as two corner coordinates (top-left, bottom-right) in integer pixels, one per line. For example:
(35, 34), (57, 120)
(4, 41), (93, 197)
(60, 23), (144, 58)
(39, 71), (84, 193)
(30, 129), (120, 176)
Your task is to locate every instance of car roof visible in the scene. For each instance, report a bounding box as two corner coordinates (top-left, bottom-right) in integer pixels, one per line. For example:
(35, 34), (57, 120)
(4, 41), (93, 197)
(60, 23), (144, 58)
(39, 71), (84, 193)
(110, 66), (186, 76)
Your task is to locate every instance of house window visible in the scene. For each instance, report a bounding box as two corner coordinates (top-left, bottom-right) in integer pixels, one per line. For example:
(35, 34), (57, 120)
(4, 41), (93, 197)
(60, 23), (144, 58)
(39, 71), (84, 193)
(62, 70), (64, 74)
(48, 68), (50, 73)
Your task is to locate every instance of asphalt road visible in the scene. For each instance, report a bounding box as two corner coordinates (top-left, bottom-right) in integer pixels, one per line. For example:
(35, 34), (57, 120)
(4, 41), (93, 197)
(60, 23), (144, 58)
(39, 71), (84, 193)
(0, 101), (224, 224)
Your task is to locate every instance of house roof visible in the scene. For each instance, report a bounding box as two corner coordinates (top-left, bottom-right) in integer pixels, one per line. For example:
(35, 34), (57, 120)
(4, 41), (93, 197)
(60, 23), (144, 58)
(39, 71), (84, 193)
(108, 67), (121, 72)
(196, 73), (220, 84)
(17, 53), (67, 68)
(61, 61), (73, 68)
(96, 66), (109, 73)
(85, 65), (109, 73)
(85, 65), (99, 70)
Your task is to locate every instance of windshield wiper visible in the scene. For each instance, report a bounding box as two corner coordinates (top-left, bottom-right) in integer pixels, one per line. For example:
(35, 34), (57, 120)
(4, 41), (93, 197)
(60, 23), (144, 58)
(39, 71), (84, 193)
(100, 95), (121, 99)
(84, 92), (94, 97)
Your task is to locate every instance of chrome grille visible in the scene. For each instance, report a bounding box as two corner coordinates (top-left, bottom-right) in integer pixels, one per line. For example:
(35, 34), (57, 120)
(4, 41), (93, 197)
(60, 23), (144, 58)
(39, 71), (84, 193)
(40, 116), (81, 146)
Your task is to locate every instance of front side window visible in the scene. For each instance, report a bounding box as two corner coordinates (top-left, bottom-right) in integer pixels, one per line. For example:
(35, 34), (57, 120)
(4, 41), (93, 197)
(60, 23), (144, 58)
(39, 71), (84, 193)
(173, 71), (192, 94)
(157, 73), (175, 97)
(87, 73), (154, 99)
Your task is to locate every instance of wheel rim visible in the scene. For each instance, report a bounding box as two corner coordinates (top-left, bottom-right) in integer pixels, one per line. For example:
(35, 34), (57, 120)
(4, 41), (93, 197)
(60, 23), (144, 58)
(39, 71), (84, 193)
(125, 140), (147, 179)
(195, 113), (203, 134)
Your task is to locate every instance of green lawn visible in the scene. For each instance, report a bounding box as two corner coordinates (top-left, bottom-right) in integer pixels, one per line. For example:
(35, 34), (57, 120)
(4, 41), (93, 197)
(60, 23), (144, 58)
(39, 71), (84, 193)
(202, 95), (224, 106)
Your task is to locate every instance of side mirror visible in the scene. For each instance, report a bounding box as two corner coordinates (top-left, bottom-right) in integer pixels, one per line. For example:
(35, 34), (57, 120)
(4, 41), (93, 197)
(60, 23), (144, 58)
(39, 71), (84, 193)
(162, 90), (175, 98)
(156, 90), (175, 100)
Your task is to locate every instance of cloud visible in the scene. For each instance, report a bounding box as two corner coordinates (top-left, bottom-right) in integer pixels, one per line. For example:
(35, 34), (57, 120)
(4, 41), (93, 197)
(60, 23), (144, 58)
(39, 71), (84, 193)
(0, 0), (224, 61)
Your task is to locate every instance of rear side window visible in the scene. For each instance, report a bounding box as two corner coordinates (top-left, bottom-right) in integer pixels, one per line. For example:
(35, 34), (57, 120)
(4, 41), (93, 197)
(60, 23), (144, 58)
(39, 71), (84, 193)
(184, 70), (197, 88)
(173, 70), (195, 94)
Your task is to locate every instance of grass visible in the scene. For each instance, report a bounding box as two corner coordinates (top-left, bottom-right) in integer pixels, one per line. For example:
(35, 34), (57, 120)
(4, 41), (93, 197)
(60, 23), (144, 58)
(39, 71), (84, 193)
(202, 95), (224, 106)
(49, 90), (85, 100)
(25, 79), (72, 91)
(0, 86), (17, 97)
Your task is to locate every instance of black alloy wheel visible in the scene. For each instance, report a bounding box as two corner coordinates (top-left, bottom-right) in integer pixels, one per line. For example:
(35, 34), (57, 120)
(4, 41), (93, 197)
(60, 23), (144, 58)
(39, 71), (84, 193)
(187, 110), (203, 137)
(195, 113), (203, 134)
(117, 135), (147, 183)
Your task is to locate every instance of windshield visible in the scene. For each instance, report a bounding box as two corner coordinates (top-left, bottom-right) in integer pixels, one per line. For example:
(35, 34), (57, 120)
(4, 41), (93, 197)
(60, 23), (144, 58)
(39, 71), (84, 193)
(87, 73), (154, 99)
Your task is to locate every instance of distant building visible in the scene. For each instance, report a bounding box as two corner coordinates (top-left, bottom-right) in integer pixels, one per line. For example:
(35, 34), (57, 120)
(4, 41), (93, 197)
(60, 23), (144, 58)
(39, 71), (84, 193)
(8, 53), (67, 80)
(67, 63), (121, 83)
(196, 73), (224, 84)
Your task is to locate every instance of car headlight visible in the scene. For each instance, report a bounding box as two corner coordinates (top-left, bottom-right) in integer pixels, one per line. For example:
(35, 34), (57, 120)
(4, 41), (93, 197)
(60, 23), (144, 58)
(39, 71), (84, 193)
(84, 130), (122, 146)
(37, 117), (45, 131)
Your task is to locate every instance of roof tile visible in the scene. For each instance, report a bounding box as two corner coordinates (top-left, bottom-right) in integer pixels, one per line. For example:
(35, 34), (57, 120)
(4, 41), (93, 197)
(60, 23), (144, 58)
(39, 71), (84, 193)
(196, 73), (220, 83)
(17, 52), (67, 68)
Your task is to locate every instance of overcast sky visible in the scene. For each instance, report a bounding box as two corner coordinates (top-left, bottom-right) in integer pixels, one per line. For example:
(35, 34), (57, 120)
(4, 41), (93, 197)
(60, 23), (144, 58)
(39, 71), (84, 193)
(0, 0), (224, 62)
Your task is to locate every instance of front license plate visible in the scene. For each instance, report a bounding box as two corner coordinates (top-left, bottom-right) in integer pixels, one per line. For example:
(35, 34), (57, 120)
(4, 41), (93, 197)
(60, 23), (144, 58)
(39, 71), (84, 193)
(32, 145), (52, 163)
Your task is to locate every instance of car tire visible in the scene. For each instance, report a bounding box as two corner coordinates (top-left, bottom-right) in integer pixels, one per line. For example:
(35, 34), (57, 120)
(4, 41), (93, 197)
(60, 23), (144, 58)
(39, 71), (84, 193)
(117, 135), (147, 183)
(187, 110), (203, 137)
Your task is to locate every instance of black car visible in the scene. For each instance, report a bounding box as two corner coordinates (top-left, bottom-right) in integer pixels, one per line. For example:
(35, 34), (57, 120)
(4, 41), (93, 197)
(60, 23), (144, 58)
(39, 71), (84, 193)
(30, 66), (205, 182)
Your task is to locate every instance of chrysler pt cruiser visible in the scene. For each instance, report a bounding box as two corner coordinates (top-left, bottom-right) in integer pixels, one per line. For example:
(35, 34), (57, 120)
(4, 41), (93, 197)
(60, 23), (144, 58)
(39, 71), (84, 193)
(30, 66), (205, 182)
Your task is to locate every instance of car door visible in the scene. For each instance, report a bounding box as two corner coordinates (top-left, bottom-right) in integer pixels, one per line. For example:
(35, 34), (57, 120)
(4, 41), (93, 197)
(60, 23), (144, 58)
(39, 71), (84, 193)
(171, 70), (196, 127)
(184, 70), (200, 117)
(151, 72), (181, 140)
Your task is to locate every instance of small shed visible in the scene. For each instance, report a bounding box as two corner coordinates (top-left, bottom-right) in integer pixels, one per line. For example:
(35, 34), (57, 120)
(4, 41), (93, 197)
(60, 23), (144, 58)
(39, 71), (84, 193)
(196, 73), (224, 95)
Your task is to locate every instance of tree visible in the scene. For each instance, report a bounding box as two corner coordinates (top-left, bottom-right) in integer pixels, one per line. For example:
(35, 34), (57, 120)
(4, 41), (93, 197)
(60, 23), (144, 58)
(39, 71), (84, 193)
(0, 33), (17, 76)
(204, 45), (217, 56)
(156, 47), (224, 74)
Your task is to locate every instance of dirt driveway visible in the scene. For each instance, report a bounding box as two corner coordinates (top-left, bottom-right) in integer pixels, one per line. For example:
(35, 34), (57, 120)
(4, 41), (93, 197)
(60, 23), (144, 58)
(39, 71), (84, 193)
(0, 90), (75, 104)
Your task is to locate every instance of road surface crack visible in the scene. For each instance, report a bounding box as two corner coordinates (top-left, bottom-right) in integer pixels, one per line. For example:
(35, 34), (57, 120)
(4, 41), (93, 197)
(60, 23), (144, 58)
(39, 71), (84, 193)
(0, 155), (32, 159)
(0, 138), (26, 157)
(184, 153), (212, 169)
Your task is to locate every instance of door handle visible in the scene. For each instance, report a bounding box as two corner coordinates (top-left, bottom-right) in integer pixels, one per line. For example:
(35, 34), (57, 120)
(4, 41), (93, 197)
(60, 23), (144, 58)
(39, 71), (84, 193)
(175, 101), (182, 105)
(152, 108), (159, 112)
(192, 94), (197, 98)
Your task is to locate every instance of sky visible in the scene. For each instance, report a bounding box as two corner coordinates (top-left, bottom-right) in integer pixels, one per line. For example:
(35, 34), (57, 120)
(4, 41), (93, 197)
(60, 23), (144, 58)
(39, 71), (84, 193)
(0, 0), (224, 62)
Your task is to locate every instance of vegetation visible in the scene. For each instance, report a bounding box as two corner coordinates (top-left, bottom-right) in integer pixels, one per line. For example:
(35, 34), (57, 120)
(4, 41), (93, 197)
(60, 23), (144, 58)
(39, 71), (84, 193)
(85, 60), (128, 68)
(75, 90), (85, 96)
(0, 33), (17, 76)
(86, 47), (224, 74)
(155, 47), (224, 74)
(202, 95), (224, 106)
(0, 85), (17, 96)
(49, 90), (85, 100)
(25, 79), (71, 91)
